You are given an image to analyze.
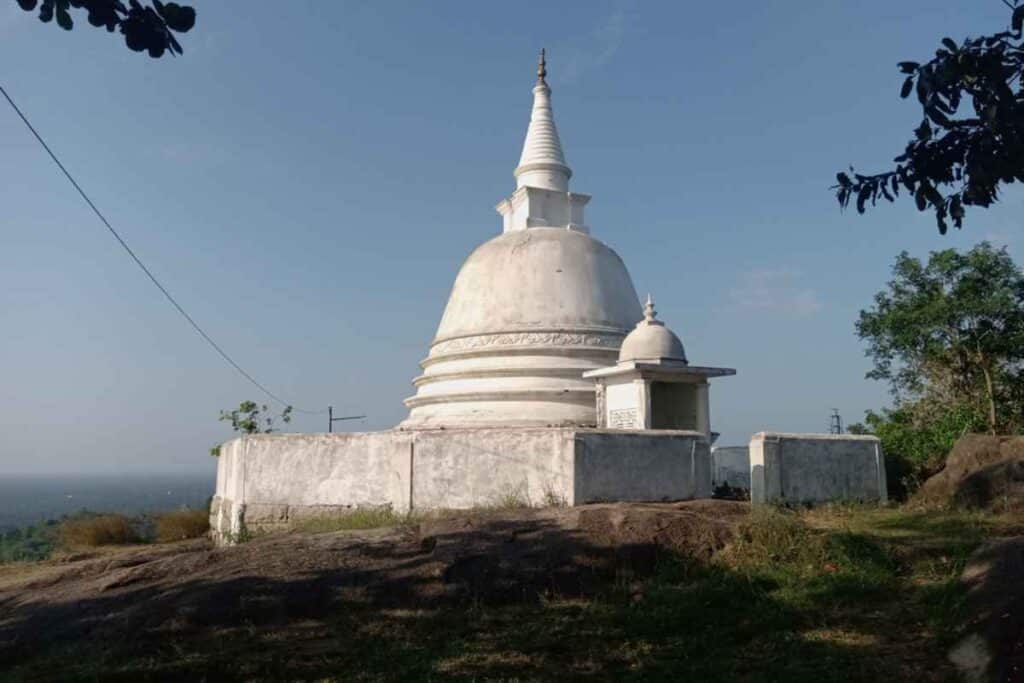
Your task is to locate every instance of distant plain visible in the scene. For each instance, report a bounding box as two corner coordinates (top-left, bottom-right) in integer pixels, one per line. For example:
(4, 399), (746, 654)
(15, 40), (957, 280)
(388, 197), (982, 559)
(0, 473), (214, 531)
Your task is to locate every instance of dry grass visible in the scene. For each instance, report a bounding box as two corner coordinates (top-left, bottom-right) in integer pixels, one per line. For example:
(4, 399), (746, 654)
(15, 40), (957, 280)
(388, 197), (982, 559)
(293, 507), (420, 534)
(155, 508), (210, 543)
(292, 496), (551, 536)
(486, 484), (532, 511)
(60, 514), (138, 548)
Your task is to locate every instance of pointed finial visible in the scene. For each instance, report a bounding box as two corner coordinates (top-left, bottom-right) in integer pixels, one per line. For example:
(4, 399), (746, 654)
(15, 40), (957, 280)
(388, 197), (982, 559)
(643, 294), (657, 321)
(537, 48), (547, 85)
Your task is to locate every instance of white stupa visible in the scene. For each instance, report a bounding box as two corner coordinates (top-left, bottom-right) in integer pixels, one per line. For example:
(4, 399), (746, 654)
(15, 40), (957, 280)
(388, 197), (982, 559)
(211, 52), (738, 542)
(402, 50), (642, 428)
(209, 52), (887, 535)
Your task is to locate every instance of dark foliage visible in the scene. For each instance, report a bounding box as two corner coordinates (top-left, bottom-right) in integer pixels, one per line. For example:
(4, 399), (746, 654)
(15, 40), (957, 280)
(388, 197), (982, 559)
(711, 482), (750, 501)
(0, 519), (60, 562)
(835, 1), (1024, 232)
(15, 0), (195, 57)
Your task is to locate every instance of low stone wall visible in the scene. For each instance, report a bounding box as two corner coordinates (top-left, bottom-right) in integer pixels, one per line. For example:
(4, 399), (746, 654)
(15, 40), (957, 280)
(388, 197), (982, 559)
(749, 432), (887, 505)
(711, 446), (750, 491)
(575, 431), (711, 502)
(212, 432), (414, 540)
(211, 428), (712, 541)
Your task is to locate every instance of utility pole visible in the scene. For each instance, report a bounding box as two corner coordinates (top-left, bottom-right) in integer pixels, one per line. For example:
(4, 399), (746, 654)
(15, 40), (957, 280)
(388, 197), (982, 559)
(328, 406), (366, 433)
(829, 408), (844, 435)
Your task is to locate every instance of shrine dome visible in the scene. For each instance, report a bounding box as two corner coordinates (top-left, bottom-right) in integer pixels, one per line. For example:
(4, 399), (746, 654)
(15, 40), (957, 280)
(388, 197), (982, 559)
(618, 295), (688, 364)
(401, 52), (642, 428)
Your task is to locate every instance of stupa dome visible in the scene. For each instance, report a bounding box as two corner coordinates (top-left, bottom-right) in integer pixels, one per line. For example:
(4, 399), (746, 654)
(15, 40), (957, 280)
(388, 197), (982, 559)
(618, 295), (687, 364)
(435, 228), (639, 340)
(402, 227), (641, 428)
(401, 52), (642, 428)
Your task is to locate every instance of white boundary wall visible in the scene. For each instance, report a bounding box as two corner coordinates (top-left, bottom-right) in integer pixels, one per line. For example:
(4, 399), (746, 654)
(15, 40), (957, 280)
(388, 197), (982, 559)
(711, 446), (751, 490)
(212, 428), (711, 541)
(749, 432), (887, 505)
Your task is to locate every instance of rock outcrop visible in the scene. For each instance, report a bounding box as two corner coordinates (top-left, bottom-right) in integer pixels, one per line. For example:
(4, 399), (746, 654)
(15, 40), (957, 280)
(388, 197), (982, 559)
(918, 434), (1024, 511)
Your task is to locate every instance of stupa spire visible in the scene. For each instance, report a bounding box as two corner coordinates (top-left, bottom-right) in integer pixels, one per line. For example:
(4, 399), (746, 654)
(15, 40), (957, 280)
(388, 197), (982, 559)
(515, 49), (572, 192)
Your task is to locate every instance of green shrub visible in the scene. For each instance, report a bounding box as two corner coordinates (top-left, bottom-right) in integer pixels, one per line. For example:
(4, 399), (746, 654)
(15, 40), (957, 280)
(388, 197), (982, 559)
(155, 508), (210, 542)
(60, 514), (138, 548)
(851, 403), (986, 499)
(0, 520), (59, 562)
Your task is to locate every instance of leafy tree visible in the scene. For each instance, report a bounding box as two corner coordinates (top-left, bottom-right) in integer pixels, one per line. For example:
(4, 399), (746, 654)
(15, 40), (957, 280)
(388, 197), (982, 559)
(210, 401), (293, 456)
(857, 243), (1024, 434)
(835, 1), (1024, 233)
(15, 0), (196, 57)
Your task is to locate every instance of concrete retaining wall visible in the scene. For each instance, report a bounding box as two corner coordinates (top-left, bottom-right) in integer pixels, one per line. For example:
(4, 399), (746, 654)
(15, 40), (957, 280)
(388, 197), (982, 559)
(575, 431), (711, 502)
(711, 446), (751, 490)
(212, 431), (414, 539)
(749, 432), (887, 505)
(411, 428), (576, 510)
(211, 427), (712, 541)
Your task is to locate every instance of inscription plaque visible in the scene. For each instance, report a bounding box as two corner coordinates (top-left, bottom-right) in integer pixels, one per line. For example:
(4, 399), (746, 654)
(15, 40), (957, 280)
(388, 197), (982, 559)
(609, 408), (639, 429)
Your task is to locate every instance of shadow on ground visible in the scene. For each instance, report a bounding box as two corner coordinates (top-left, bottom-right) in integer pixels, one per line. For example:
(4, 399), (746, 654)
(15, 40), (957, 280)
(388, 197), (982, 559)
(0, 501), (989, 681)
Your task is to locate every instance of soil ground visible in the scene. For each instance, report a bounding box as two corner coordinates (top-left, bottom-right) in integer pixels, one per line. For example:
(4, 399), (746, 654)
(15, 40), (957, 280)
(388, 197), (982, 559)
(1, 500), (1021, 682)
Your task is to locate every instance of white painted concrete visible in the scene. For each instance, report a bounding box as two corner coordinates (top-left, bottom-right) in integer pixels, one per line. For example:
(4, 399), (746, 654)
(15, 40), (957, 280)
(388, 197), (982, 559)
(402, 227), (642, 428)
(574, 431), (712, 502)
(582, 296), (734, 437)
(618, 295), (687, 363)
(411, 428), (576, 510)
(401, 55), (645, 429)
(749, 432), (888, 505)
(212, 432), (413, 539)
(605, 381), (643, 429)
(514, 55), (571, 193)
(211, 428), (712, 541)
(711, 445), (751, 490)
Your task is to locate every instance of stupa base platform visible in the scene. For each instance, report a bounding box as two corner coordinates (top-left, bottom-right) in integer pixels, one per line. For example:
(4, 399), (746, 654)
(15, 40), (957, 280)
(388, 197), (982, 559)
(211, 428), (711, 542)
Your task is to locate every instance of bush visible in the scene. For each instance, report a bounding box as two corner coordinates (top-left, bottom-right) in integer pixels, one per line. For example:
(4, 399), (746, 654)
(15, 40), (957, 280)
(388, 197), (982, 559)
(0, 520), (59, 563)
(155, 508), (210, 542)
(60, 514), (138, 548)
(850, 403), (986, 499)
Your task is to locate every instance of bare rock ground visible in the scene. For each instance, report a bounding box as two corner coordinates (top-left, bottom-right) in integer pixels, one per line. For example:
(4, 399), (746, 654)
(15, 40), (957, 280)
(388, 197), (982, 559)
(0, 501), (747, 673)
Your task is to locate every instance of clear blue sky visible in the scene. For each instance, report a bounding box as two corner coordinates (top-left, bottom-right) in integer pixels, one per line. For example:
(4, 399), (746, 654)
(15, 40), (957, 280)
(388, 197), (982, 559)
(2, 1), (1020, 475)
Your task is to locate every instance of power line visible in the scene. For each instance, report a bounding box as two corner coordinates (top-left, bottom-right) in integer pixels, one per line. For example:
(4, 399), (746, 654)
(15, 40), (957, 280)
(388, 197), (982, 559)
(1, 84), (325, 416)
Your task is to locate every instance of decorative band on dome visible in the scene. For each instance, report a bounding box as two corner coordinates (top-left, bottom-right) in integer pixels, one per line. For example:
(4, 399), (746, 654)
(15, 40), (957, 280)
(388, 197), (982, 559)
(404, 388), (595, 410)
(429, 330), (626, 356)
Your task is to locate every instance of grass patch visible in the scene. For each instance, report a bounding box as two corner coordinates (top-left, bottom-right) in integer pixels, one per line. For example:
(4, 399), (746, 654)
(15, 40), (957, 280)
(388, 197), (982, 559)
(60, 514), (138, 548)
(292, 507), (420, 533)
(154, 508), (210, 542)
(487, 484), (533, 510)
(9, 505), (1024, 681)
